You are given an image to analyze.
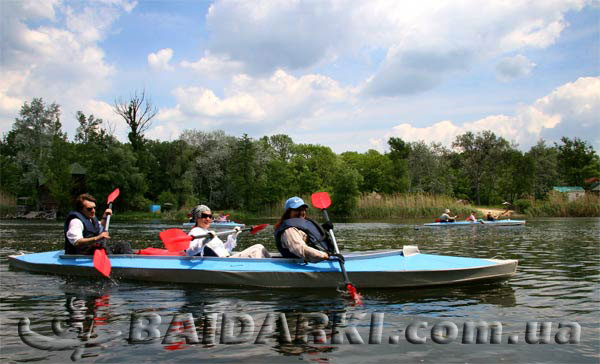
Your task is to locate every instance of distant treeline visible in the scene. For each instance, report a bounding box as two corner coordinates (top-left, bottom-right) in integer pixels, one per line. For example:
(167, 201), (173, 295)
(1, 97), (599, 217)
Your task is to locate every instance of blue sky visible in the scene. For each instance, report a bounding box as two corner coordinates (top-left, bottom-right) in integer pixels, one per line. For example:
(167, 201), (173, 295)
(1, 0), (598, 153)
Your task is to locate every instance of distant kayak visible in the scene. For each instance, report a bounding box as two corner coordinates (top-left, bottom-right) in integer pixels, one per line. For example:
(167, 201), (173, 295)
(424, 219), (526, 227)
(182, 221), (245, 229)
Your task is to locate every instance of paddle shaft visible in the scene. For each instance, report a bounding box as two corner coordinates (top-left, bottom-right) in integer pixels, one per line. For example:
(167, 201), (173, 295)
(105, 202), (113, 232)
(319, 209), (353, 285)
(320, 209), (339, 254)
(190, 226), (251, 240)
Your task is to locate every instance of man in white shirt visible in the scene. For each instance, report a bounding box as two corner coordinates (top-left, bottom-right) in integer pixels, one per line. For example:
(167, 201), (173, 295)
(64, 194), (112, 255)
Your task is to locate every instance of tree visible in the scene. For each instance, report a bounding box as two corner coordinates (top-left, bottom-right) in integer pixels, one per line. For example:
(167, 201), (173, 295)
(406, 141), (454, 195)
(385, 137), (410, 193)
(227, 134), (259, 210)
(180, 129), (236, 207)
(556, 137), (600, 186)
(113, 90), (157, 151)
(340, 150), (395, 193)
(331, 162), (363, 215)
(259, 134), (295, 162)
(452, 130), (510, 205)
(526, 140), (559, 199)
(496, 149), (534, 203)
(75, 111), (109, 144)
(290, 144), (338, 195)
(10, 98), (66, 203)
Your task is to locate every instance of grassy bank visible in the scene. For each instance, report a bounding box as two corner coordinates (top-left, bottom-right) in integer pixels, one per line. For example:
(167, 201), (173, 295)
(350, 193), (474, 219)
(524, 193), (600, 217)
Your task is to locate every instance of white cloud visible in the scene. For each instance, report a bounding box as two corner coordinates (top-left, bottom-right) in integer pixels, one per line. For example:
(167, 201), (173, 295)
(146, 122), (181, 141)
(203, 0), (591, 96)
(496, 55), (536, 81)
(157, 69), (352, 133)
(380, 76), (600, 150)
(180, 52), (244, 79)
(0, 1), (134, 138)
(148, 48), (174, 71)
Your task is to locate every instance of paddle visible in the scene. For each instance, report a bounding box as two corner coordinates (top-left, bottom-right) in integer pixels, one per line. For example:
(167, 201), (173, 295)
(311, 192), (363, 305)
(93, 188), (119, 280)
(160, 224), (269, 252)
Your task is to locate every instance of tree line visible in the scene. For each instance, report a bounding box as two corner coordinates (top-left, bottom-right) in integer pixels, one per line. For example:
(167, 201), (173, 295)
(1, 97), (599, 216)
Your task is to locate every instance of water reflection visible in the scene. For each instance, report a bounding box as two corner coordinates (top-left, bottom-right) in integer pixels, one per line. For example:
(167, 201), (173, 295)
(17, 282), (121, 361)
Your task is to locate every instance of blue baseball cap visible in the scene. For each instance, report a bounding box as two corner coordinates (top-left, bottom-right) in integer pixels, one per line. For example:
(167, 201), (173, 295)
(285, 196), (308, 210)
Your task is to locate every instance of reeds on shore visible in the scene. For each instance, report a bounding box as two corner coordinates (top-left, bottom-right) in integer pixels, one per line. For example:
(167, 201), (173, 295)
(350, 192), (473, 219)
(525, 192), (600, 217)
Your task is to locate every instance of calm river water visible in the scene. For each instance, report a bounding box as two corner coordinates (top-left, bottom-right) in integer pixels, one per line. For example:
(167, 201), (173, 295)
(1, 217), (598, 363)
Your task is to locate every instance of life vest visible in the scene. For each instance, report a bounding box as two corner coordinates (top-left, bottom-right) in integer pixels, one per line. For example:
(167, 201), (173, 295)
(274, 218), (332, 258)
(64, 211), (101, 255)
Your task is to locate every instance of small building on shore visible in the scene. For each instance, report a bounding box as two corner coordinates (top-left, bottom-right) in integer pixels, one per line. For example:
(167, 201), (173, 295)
(552, 186), (585, 202)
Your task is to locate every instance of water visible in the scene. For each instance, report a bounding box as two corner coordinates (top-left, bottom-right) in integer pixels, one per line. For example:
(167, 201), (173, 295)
(1, 218), (598, 363)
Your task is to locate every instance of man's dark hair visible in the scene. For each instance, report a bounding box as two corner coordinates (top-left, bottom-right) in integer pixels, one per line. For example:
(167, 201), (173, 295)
(75, 193), (97, 211)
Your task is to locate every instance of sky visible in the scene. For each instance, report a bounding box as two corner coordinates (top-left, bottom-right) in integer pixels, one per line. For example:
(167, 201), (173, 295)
(1, 0), (599, 153)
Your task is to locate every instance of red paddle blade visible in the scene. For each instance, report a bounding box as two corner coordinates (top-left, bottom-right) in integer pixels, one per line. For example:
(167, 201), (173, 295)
(160, 229), (193, 252)
(250, 224), (269, 235)
(93, 249), (111, 278)
(107, 188), (120, 204)
(311, 192), (331, 209)
(346, 283), (363, 305)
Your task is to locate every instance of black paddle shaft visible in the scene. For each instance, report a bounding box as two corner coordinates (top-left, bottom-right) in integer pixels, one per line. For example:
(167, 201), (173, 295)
(320, 208), (353, 285)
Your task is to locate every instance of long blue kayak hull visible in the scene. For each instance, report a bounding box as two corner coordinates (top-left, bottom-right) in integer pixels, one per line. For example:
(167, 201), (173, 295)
(9, 248), (517, 288)
(424, 219), (526, 227)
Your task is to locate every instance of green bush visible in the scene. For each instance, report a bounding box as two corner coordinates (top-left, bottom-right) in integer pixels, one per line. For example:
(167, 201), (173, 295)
(158, 191), (177, 210)
(514, 199), (531, 213)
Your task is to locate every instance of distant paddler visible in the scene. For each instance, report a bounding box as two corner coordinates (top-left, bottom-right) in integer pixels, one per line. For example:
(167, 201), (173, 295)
(439, 208), (457, 223)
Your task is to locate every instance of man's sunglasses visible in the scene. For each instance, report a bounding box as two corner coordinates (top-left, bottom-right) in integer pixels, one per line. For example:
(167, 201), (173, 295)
(85, 207), (96, 212)
(200, 213), (213, 219)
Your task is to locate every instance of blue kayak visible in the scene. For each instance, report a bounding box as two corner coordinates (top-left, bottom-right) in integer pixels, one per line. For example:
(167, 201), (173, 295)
(424, 219), (526, 227)
(9, 246), (517, 288)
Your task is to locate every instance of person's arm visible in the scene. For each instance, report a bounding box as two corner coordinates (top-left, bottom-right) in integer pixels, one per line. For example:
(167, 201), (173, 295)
(186, 227), (212, 256)
(282, 228), (329, 263)
(67, 219), (109, 247)
(223, 227), (243, 253)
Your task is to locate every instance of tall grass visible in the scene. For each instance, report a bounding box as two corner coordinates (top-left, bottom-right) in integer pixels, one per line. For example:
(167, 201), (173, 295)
(526, 192), (600, 217)
(350, 193), (473, 219)
(0, 190), (16, 217)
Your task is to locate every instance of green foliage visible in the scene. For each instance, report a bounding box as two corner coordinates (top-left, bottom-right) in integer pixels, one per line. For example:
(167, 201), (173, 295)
(514, 198), (532, 213)
(330, 163), (363, 215)
(556, 137), (600, 186)
(526, 140), (559, 199)
(158, 191), (177, 209)
(341, 150), (396, 193)
(406, 141), (454, 195)
(386, 137), (410, 193)
(452, 130), (511, 205)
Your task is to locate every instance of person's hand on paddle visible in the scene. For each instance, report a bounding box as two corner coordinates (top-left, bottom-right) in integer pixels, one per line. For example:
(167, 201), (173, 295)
(102, 209), (112, 220)
(233, 226), (243, 238)
(207, 230), (217, 239)
(322, 221), (334, 231)
(96, 231), (110, 241)
(329, 252), (345, 263)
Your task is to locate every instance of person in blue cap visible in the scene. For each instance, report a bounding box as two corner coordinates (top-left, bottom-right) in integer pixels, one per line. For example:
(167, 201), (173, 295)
(273, 196), (332, 262)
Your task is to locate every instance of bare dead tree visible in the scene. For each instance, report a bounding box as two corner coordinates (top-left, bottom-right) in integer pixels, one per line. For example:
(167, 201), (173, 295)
(113, 89), (157, 150)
